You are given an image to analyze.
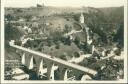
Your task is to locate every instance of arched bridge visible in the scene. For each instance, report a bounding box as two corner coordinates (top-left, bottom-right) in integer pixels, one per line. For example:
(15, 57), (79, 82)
(9, 41), (97, 80)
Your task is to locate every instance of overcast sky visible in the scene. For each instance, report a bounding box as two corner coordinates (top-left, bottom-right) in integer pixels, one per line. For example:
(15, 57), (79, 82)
(4, 0), (125, 8)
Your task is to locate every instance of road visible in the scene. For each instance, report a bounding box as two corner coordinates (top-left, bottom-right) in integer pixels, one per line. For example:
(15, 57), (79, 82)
(68, 54), (92, 63)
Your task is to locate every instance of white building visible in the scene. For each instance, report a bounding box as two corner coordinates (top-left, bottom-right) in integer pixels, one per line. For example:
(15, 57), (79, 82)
(80, 13), (84, 23)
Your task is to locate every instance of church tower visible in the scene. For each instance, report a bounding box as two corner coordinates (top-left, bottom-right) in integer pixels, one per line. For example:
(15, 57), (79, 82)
(80, 12), (84, 23)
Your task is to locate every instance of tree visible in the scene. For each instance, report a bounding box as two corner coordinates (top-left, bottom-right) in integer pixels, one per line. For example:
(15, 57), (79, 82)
(60, 54), (67, 60)
(73, 52), (80, 58)
(24, 15), (32, 21)
(5, 14), (14, 21)
(64, 24), (71, 33)
(113, 24), (124, 47)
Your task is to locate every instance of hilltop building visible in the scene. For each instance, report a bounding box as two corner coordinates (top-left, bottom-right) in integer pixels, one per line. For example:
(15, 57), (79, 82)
(37, 2), (45, 8)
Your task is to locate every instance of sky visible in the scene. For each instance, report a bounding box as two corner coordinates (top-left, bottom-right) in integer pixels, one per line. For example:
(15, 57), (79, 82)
(4, 0), (125, 8)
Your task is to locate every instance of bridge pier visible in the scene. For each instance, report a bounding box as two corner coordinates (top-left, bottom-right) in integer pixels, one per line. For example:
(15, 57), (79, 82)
(21, 53), (26, 65)
(64, 69), (68, 80)
(46, 61), (54, 80)
(33, 56), (42, 74)
(29, 56), (34, 69)
(22, 52), (31, 68)
(58, 66), (67, 80)
(39, 59), (44, 74)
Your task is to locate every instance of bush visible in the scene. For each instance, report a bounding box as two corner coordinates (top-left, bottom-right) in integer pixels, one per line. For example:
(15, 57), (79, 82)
(73, 52), (80, 58)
